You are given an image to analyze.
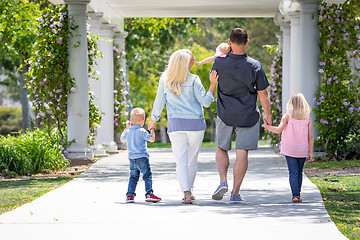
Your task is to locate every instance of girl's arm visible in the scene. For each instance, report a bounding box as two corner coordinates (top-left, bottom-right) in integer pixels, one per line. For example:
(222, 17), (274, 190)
(196, 55), (216, 66)
(264, 114), (289, 134)
(151, 79), (166, 121)
(308, 118), (314, 162)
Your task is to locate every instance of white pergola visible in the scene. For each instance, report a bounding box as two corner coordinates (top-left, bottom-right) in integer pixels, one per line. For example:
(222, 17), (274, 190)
(50, 0), (345, 160)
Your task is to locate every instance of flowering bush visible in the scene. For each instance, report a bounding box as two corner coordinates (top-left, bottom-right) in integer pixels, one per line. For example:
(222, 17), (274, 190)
(314, 0), (360, 159)
(87, 27), (102, 145)
(113, 44), (129, 133)
(26, 4), (102, 147)
(264, 46), (283, 146)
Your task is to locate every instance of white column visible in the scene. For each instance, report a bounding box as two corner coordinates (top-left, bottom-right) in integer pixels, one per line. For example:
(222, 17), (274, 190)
(280, 22), (291, 114)
(64, 0), (94, 160)
(275, 31), (283, 52)
(114, 31), (128, 150)
(298, 0), (320, 137)
(288, 11), (301, 97)
(98, 23), (118, 152)
(88, 12), (108, 157)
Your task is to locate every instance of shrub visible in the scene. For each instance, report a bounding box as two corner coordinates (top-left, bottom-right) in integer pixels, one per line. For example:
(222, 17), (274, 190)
(0, 107), (22, 136)
(0, 128), (69, 177)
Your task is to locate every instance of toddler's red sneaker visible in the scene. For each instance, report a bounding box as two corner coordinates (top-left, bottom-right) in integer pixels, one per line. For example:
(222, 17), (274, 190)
(145, 194), (161, 202)
(126, 195), (135, 203)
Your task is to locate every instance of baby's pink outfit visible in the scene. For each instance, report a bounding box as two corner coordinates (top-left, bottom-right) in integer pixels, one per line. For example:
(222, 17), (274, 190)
(215, 46), (227, 58)
(280, 115), (309, 158)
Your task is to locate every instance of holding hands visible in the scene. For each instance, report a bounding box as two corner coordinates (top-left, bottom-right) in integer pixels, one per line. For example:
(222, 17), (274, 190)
(148, 120), (156, 130)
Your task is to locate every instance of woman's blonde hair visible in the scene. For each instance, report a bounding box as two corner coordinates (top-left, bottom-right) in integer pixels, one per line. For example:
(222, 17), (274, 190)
(162, 49), (192, 96)
(286, 93), (311, 120)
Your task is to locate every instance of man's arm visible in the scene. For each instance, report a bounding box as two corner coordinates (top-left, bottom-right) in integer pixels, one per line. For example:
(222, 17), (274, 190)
(258, 89), (272, 126)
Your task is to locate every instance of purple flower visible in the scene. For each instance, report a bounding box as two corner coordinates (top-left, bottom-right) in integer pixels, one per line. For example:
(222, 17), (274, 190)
(57, 37), (62, 44)
(349, 107), (354, 113)
(337, 118), (340, 122)
(89, 49), (94, 54)
(318, 69), (324, 73)
(320, 119), (328, 125)
(63, 12), (67, 16)
(113, 46), (119, 53)
(120, 91), (128, 95)
(51, 29), (57, 34)
(47, 52), (51, 56)
(58, 22), (63, 27)
(333, 76), (338, 80)
(335, 80), (339, 83)
(317, 102), (321, 105)
(71, 87), (77, 93)
(327, 40), (332, 44)
(114, 90), (118, 94)
(70, 20), (73, 24)
(68, 34), (72, 38)
(43, 78), (47, 82)
(343, 102), (349, 106)
(319, 62), (326, 66)
(319, 96), (325, 101)
(326, 78), (331, 85)
(50, 24), (55, 28)
(355, 26), (359, 30)
(40, 122), (44, 126)
(312, 97), (316, 103)
(63, 150), (69, 154)
(48, 110), (52, 114)
(56, 89), (62, 93)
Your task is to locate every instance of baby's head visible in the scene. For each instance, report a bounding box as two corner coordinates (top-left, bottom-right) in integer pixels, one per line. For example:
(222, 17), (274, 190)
(130, 108), (146, 126)
(218, 43), (231, 54)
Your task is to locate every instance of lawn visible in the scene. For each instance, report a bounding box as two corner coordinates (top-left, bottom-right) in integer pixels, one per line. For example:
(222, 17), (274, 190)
(0, 177), (73, 215)
(306, 159), (360, 240)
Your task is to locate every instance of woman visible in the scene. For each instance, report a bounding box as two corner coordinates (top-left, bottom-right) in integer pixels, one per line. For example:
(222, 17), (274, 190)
(150, 49), (218, 204)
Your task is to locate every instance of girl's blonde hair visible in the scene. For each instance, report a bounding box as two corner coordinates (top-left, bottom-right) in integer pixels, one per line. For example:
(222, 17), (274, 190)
(286, 93), (311, 120)
(162, 49), (192, 96)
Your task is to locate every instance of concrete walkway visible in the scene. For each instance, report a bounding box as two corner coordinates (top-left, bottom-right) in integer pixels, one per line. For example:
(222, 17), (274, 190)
(0, 147), (347, 240)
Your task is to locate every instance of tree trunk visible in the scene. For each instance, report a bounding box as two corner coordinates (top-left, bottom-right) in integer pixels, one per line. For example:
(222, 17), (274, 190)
(206, 108), (215, 142)
(160, 125), (167, 143)
(18, 65), (31, 131)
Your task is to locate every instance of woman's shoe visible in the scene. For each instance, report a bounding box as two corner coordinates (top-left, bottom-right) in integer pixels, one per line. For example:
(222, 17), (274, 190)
(182, 195), (193, 204)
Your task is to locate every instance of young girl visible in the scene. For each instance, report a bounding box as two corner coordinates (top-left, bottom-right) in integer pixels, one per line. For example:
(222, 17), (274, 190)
(196, 43), (230, 66)
(264, 93), (314, 203)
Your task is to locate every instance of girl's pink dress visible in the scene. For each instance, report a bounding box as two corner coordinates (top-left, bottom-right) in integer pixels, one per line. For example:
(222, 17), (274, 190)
(280, 115), (309, 158)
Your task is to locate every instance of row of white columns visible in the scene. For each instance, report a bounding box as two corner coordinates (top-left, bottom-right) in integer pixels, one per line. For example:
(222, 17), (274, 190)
(276, 0), (319, 136)
(64, 0), (127, 160)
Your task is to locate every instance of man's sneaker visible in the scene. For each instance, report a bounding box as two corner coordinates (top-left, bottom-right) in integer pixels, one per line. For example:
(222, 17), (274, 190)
(145, 194), (161, 202)
(230, 194), (245, 203)
(212, 182), (228, 200)
(126, 195), (135, 203)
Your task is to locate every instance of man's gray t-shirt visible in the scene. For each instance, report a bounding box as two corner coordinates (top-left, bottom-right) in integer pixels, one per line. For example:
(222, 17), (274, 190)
(211, 53), (269, 127)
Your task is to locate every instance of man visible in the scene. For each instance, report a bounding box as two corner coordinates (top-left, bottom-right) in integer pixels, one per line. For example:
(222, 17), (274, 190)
(211, 28), (272, 203)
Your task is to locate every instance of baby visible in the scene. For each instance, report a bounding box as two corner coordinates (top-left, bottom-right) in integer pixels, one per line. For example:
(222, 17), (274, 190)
(196, 43), (231, 66)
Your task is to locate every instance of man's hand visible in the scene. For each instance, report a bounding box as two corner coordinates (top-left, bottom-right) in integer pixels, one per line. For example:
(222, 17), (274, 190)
(263, 114), (272, 126)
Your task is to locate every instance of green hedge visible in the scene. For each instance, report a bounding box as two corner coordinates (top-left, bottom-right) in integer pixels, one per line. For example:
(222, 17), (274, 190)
(0, 107), (22, 136)
(0, 129), (69, 178)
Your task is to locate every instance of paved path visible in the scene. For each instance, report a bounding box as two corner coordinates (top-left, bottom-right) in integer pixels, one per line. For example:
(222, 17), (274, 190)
(0, 147), (347, 240)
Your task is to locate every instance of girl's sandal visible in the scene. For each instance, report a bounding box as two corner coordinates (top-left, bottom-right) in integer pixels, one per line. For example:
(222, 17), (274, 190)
(292, 196), (302, 203)
(182, 195), (193, 204)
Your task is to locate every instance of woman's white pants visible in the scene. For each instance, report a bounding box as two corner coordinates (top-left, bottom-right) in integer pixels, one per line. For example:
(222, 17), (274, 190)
(168, 131), (205, 192)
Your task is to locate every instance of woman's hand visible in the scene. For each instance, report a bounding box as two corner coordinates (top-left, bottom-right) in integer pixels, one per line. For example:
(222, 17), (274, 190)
(148, 120), (156, 130)
(210, 70), (218, 85)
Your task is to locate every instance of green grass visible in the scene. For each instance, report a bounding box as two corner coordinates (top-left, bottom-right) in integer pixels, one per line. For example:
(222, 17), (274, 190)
(148, 140), (270, 148)
(308, 175), (360, 240)
(0, 177), (73, 215)
(306, 159), (360, 169)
